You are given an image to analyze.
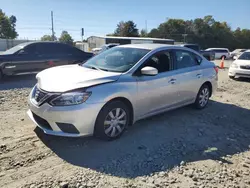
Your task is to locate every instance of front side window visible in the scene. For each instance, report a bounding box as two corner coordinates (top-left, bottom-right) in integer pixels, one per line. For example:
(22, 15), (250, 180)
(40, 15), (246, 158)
(174, 50), (201, 69)
(238, 52), (250, 60)
(142, 51), (172, 73)
(83, 47), (150, 73)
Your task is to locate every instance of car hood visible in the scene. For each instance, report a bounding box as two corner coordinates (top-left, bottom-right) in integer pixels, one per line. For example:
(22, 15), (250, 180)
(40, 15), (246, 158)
(36, 65), (122, 92)
(234, 60), (250, 66)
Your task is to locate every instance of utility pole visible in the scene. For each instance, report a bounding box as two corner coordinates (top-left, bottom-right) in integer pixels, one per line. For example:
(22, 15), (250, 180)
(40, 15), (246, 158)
(145, 20), (148, 33)
(51, 11), (55, 41)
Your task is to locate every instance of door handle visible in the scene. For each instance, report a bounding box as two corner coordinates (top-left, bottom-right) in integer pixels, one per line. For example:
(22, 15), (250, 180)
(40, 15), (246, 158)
(168, 78), (176, 84)
(196, 74), (202, 78)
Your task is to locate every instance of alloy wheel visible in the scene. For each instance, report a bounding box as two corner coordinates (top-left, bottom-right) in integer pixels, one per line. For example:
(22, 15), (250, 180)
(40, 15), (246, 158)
(199, 87), (209, 107)
(104, 108), (127, 137)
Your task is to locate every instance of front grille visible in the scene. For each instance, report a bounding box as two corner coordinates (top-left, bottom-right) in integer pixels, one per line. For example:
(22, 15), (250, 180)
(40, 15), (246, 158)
(32, 112), (52, 130)
(240, 65), (250, 70)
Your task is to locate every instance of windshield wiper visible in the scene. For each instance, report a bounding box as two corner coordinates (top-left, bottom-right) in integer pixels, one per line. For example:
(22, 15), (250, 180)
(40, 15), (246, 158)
(84, 65), (109, 72)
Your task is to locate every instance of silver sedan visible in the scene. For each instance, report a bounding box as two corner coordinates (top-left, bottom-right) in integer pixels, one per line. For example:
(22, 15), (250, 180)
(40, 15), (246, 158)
(27, 44), (218, 140)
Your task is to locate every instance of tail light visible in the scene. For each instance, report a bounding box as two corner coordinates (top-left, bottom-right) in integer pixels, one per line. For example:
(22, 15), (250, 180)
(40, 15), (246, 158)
(214, 66), (219, 74)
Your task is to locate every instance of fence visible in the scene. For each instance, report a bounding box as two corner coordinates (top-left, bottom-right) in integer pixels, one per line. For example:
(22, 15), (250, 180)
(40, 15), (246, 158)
(0, 39), (36, 51)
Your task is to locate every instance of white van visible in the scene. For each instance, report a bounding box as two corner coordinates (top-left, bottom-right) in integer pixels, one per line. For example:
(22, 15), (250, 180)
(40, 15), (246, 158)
(205, 48), (230, 59)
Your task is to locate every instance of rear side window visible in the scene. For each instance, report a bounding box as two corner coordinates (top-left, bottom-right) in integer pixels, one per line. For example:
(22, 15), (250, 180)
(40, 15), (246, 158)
(174, 50), (201, 69)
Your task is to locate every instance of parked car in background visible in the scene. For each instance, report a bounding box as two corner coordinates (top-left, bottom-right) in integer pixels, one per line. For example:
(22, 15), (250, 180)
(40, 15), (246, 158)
(229, 50), (250, 79)
(98, 43), (119, 54)
(179, 44), (215, 61)
(27, 44), (218, 140)
(91, 47), (102, 54)
(205, 48), (230, 59)
(0, 41), (93, 81)
(230, 49), (247, 59)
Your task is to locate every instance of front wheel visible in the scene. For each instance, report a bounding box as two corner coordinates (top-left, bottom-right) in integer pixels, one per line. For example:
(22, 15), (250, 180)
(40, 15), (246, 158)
(194, 84), (211, 109)
(94, 101), (130, 140)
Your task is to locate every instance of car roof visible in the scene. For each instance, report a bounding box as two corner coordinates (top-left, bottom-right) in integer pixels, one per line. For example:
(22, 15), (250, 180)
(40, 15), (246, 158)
(179, 43), (198, 46)
(206, 48), (229, 50)
(118, 43), (173, 50)
(21, 41), (70, 46)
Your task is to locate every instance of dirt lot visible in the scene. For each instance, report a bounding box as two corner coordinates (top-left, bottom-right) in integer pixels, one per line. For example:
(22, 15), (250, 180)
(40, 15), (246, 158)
(1, 62), (250, 188)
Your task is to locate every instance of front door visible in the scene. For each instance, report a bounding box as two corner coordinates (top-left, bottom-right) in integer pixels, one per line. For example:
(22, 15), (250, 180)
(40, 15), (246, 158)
(3, 43), (46, 75)
(135, 50), (181, 118)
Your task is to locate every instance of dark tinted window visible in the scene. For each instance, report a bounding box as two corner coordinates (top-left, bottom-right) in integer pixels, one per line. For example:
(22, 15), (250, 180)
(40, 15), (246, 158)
(238, 52), (250, 60)
(174, 50), (201, 69)
(143, 51), (171, 73)
(34, 43), (73, 55)
(24, 44), (37, 54)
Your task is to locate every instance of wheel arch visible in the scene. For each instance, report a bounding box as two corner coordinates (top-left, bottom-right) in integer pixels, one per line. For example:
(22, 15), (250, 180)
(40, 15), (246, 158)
(202, 81), (212, 97)
(95, 97), (134, 130)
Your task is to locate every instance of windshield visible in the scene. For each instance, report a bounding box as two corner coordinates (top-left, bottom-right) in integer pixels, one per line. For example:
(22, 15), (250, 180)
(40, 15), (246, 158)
(238, 52), (250, 60)
(2, 43), (27, 54)
(83, 47), (150, 72)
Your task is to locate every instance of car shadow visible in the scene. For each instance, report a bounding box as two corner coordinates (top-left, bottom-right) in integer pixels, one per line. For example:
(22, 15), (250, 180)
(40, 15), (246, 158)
(0, 74), (36, 90)
(234, 77), (250, 83)
(35, 100), (250, 178)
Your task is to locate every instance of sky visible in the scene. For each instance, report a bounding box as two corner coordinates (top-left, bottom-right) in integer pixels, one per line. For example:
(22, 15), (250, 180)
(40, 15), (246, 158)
(1, 0), (250, 41)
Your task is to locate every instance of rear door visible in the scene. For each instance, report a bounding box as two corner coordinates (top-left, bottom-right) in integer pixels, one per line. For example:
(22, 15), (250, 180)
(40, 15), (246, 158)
(171, 49), (204, 103)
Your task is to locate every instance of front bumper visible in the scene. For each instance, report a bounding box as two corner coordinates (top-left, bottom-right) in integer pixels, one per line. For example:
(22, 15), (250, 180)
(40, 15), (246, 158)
(228, 67), (250, 78)
(27, 96), (105, 137)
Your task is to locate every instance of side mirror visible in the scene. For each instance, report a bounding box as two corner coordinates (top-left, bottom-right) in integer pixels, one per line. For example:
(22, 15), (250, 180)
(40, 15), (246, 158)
(18, 50), (27, 55)
(141, 66), (158, 76)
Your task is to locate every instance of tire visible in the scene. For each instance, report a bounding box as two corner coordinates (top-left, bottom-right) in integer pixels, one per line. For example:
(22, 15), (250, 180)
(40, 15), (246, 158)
(221, 55), (226, 60)
(194, 84), (211, 109)
(0, 70), (3, 82)
(229, 75), (235, 79)
(94, 100), (130, 141)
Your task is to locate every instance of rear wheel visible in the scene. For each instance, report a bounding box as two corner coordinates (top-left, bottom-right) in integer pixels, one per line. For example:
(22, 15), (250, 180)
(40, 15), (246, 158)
(221, 55), (226, 59)
(94, 101), (130, 140)
(194, 84), (211, 109)
(0, 70), (3, 82)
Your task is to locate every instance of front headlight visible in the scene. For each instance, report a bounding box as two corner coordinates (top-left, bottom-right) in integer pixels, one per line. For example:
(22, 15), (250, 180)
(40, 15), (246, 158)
(231, 63), (238, 68)
(49, 91), (91, 106)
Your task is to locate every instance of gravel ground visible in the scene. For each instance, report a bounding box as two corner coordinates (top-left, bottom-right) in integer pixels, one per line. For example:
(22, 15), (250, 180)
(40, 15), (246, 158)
(0, 64), (250, 188)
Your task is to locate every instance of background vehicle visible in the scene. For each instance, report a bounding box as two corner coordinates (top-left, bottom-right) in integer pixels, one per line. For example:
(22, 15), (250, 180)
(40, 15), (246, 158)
(229, 50), (250, 79)
(230, 49), (247, 59)
(179, 44), (215, 61)
(27, 44), (218, 140)
(0, 41), (93, 81)
(91, 47), (102, 54)
(98, 43), (119, 54)
(205, 48), (230, 59)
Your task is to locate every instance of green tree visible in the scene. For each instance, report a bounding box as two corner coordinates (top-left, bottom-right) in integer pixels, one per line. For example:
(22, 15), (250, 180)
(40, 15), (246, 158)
(41, 35), (53, 41)
(147, 15), (250, 50)
(140, 29), (148, 37)
(59, 31), (74, 45)
(114, 21), (139, 37)
(0, 9), (18, 39)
